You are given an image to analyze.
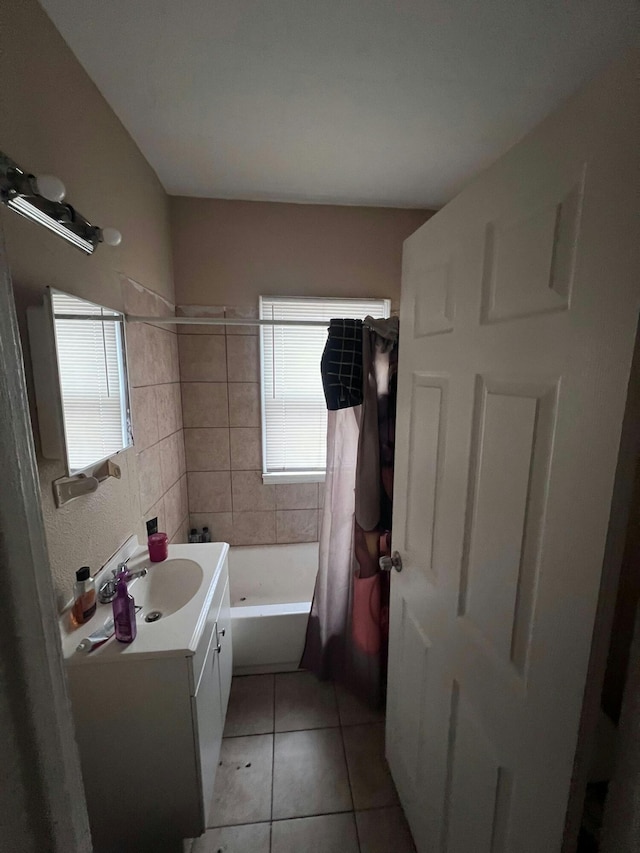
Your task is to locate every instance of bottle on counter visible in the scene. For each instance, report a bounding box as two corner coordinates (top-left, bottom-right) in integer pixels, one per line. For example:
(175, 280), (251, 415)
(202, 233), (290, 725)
(201, 526), (211, 543)
(146, 515), (168, 561)
(71, 566), (97, 627)
(148, 532), (169, 562)
(188, 528), (201, 543)
(112, 571), (137, 644)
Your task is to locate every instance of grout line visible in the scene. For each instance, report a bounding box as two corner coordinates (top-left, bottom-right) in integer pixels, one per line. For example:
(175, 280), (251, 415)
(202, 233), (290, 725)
(335, 681), (359, 853)
(224, 322), (233, 522)
(223, 723), (341, 739)
(183, 426), (232, 431)
(270, 809), (355, 822)
(185, 466), (232, 473)
(351, 804), (399, 814)
(208, 804), (397, 832)
(269, 672), (276, 852)
(224, 317), (230, 385)
(136, 424), (184, 453)
(348, 744), (362, 853)
(210, 807), (359, 831)
(131, 378), (183, 390)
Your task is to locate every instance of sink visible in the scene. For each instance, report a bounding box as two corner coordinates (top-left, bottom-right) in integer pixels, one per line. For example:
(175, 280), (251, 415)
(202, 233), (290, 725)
(60, 539), (229, 663)
(133, 558), (204, 617)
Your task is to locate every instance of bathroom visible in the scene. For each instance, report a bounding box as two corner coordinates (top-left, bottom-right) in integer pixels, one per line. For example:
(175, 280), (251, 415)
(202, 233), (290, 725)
(1, 3), (428, 849)
(2, 2), (640, 852)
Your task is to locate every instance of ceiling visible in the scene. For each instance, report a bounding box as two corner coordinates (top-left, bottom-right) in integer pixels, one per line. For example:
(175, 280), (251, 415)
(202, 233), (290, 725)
(40, 0), (638, 208)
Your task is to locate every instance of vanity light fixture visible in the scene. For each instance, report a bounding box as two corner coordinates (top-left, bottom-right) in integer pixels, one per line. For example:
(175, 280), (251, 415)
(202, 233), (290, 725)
(0, 151), (122, 254)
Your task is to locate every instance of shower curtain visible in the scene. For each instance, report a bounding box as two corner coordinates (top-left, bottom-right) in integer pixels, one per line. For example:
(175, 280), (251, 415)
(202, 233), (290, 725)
(301, 317), (398, 708)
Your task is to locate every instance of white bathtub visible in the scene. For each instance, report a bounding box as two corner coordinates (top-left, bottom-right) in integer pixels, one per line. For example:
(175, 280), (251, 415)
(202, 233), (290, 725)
(228, 542), (319, 675)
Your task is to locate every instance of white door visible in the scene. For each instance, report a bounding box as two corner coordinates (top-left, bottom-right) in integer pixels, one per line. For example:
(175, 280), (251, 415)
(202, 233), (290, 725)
(387, 49), (640, 853)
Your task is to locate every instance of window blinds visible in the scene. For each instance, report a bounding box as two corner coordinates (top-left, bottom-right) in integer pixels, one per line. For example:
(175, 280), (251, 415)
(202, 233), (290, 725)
(50, 290), (130, 473)
(260, 296), (390, 477)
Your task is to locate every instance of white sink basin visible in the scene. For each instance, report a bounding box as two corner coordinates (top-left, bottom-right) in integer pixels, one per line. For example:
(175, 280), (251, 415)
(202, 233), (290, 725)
(60, 540), (229, 663)
(133, 558), (204, 617)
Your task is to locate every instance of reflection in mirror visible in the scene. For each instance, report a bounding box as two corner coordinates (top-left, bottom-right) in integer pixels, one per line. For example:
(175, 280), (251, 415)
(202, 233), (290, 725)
(50, 289), (132, 474)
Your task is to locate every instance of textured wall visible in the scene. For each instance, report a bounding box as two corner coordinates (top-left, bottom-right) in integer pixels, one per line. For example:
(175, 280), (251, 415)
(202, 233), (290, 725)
(0, 0), (183, 606)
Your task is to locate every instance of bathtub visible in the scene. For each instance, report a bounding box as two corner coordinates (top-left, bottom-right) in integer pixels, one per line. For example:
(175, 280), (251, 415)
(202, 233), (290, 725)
(228, 542), (319, 675)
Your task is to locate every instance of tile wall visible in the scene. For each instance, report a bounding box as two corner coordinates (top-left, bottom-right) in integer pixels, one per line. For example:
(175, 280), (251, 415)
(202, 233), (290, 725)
(124, 278), (189, 544)
(176, 305), (323, 546)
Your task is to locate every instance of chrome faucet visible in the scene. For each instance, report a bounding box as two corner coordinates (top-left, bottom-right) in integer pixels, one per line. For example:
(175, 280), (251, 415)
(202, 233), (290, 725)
(98, 561), (148, 604)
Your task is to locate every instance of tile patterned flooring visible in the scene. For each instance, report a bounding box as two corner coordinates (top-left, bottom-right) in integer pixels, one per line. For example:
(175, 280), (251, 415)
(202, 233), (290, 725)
(192, 672), (416, 853)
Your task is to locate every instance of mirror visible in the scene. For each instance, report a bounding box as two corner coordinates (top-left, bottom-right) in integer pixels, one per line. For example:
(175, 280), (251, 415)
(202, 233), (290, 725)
(28, 288), (133, 475)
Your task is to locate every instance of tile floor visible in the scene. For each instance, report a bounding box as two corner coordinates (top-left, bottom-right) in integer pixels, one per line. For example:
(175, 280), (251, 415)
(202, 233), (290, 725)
(192, 672), (416, 853)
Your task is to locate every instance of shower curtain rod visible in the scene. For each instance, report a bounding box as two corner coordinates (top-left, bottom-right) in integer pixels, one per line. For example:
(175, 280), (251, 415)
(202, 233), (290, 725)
(55, 314), (385, 328)
(124, 315), (332, 327)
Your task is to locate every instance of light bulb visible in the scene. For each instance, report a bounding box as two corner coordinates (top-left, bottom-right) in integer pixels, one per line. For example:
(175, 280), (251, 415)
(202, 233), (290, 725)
(101, 227), (122, 247)
(35, 174), (66, 203)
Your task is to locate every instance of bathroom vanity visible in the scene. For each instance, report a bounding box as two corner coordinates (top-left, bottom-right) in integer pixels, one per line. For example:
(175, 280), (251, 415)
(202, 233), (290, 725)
(60, 540), (231, 852)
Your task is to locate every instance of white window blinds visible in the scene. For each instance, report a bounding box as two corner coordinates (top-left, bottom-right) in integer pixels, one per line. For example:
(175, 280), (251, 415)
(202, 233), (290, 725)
(50, 290), (131, 473)
(260, 296), (391, 480)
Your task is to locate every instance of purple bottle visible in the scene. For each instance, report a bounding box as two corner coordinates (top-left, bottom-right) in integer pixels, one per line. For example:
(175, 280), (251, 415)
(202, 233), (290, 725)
(112, 571), (137, 643)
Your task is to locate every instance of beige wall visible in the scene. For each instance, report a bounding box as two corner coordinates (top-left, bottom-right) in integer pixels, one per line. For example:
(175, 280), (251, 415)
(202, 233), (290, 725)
(0, 0), (185, 606)
(171, 198), (431, 544)
(171, 197), (431, 306)
(1, 0), (173, 309)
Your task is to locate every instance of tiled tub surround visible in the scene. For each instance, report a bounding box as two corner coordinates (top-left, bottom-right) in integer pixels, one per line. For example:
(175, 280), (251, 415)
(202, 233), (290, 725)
(125, 280), (189, 545)
(177, 305), (323, 546)
(191, 672), (416, 853)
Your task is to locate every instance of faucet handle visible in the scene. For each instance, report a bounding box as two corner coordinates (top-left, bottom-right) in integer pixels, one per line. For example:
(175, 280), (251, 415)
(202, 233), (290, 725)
(116, 561), (132, 582)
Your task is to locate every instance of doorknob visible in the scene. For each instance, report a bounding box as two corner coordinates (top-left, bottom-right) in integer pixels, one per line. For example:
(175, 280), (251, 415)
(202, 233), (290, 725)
(379, 551), (403, 572)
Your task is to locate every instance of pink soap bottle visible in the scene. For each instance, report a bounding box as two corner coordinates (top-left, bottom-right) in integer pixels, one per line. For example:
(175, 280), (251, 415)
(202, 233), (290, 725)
(146, 516), (168, 562)
(148, 532), (168, 562)
(112, 571), (137, 643)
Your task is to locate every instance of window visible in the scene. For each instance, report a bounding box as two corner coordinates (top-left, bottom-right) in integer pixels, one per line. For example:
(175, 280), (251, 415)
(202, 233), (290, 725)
(260, 295), (391, 483)
(50, 289), (132, 474)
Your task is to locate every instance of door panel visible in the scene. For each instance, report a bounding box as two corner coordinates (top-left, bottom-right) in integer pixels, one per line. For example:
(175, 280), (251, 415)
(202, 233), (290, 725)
(447, 686), (509, 853)
(459, 376), (558, 676)
(403, 374), (448, 582)
(216, 578), (233, 717)
(387, 50), (640, 853)
(194, 635), (224, 827)
(480, 169), (584, 325)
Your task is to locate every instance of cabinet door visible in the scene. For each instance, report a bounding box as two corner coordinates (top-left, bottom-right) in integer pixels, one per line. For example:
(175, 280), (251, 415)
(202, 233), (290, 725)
(194, 634), (224, 827)
(216, 580), (233, 718)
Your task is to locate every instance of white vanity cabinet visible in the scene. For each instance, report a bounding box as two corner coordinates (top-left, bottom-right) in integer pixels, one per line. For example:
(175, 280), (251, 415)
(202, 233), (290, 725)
(63, 544), (232, 853)
(192, 581), (231, 816)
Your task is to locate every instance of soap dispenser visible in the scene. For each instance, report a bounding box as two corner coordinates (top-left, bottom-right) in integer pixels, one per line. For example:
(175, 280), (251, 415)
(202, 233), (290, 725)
(112, 570), (137, 644)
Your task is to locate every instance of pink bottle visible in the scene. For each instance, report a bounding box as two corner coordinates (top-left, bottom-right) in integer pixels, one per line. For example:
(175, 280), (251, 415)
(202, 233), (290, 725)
(148, 532), (168, 562)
